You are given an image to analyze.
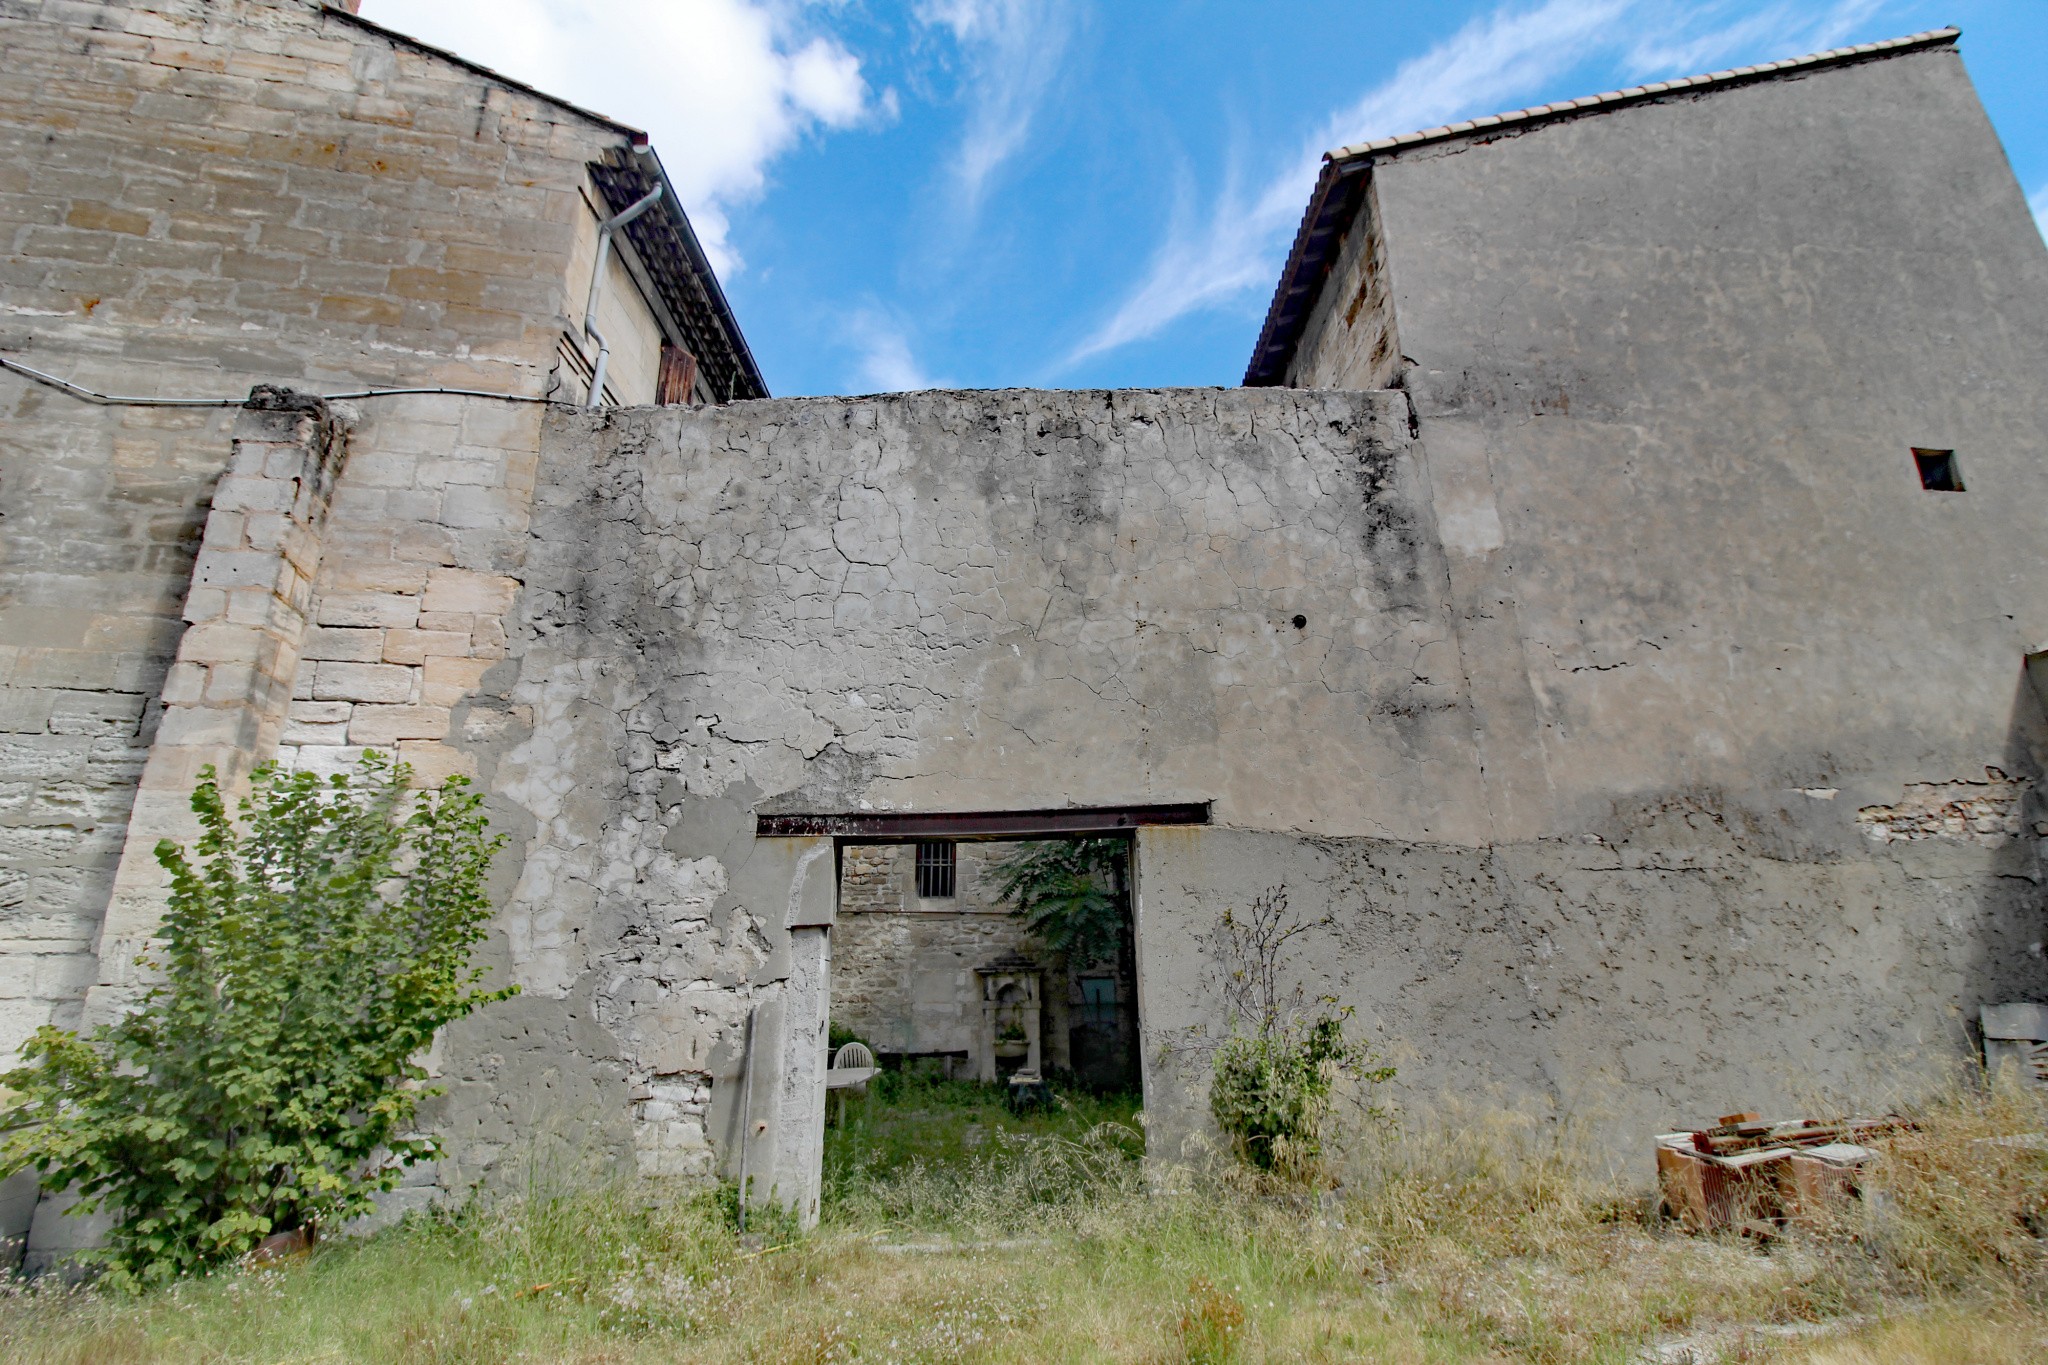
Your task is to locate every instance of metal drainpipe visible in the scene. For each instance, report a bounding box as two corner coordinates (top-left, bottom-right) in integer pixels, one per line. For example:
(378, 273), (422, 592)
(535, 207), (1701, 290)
(582, 184), (665, 408)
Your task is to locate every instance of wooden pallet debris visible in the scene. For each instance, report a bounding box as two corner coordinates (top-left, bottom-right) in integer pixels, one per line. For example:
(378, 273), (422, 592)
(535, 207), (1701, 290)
(1656, 1111), (1897, 1235)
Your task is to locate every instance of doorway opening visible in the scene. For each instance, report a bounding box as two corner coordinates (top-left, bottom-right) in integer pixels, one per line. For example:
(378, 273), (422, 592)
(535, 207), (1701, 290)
(831, 832), (1140, 1095)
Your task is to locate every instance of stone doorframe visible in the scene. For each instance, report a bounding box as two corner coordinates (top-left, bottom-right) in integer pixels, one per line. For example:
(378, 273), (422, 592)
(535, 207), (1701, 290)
(744, 803), (1207, 1227)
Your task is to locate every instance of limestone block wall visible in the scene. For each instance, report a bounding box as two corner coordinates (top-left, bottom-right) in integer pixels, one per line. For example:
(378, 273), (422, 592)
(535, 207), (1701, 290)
(0, 0), (665, 1061)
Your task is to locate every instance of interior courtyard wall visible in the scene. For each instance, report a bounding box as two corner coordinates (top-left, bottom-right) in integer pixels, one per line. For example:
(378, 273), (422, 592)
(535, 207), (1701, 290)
(422, 387), (1459, 1188)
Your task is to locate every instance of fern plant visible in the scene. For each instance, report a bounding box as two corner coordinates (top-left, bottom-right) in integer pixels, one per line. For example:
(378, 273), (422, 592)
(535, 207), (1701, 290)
(989, 837), (1127, 966)
(0, 753), (510, 1286)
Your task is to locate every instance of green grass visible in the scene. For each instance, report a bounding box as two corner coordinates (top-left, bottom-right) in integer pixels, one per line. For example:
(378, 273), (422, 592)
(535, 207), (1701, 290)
(5, 1077), (2048, 1362)
(823, 1070), (1142, 1214)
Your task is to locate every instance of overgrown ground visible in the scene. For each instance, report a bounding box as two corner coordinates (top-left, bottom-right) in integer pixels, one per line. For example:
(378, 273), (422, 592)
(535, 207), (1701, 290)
(6, 1074), (2048, 1363)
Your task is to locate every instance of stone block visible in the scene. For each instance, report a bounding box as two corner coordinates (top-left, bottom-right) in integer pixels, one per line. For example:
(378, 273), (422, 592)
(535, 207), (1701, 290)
(281, 715), (349, 746)
(314, 591), (418, 630)
(191, 548), (284, 592)
(174, 622), (263, 668)
(313, 662), (414, 705)
(201, 663), (258, 705)
(0, 691), (53, 734)
(152, 704), (254, 750)
(341, 450), (418, 489)
(348, 704), (450, 745)
(280, 744), (370, 779)
(438, 486), (525, 531)
(46, 691), (145, 736)
(222, 587), (292, 630)
(420, 567), (518, 616)
(64, 201), (150, 235)
(381, 629), (470, 666)
(396, 739), (476, 785)
(180, 586), (227, 624)
(210, 474), (294, 515)
(322, 559), (431, 594)
(421, 655), (492, 707)
(303, 625), (386, 662)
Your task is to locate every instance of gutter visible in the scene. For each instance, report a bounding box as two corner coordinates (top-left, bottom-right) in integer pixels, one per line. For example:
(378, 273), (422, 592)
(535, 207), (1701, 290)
(626, 145), (769, 401)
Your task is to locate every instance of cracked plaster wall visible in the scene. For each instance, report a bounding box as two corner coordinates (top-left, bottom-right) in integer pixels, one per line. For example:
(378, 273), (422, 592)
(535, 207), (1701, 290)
(1307, 45), (2048, 843)
(453, 364), (2048, 1175)
(1182, 44), (2048, 1150)
(433, 386), (1479, 1184)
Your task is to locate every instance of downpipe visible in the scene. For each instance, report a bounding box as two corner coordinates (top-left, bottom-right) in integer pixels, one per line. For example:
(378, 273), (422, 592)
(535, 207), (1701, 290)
(582, 184), (665, 408)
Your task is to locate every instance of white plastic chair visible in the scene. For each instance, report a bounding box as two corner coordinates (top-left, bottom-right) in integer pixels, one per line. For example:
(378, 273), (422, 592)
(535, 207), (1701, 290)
(826, 1041), (877, 1126)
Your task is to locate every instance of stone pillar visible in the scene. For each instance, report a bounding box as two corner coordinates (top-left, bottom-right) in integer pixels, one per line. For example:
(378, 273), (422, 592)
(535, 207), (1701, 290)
(82, 391), (348, 1026)
(24, 392), (348, 1273)
(744, 836), (834, 1228)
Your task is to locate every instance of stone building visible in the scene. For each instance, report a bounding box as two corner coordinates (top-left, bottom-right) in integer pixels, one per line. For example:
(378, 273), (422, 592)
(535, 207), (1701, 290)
(0, 0), (762, 1269)
(3, 5), (2048, 1262)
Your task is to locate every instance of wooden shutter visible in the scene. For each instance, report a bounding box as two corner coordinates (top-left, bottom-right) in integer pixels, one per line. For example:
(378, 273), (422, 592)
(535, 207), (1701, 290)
(656, 343), (699, 406)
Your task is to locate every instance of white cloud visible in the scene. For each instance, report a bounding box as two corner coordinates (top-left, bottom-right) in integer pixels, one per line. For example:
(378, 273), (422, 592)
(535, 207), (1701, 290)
(915, 0), (1078, 216)
(360, 0), (877, 274)
(842, 308), (949, 392)
(1623, 0), (1886, 78)
(1067, 0), (1625, 366)
(1068, 0), (1901, 367)
(2031, 184), (2048, 241)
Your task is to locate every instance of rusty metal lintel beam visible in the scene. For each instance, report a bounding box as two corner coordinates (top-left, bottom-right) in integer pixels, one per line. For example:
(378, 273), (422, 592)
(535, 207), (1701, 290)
(755, 802), (1210, 841)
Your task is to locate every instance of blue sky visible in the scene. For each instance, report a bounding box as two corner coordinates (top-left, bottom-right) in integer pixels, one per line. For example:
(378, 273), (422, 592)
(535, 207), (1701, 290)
(365, 1), (2047, 398)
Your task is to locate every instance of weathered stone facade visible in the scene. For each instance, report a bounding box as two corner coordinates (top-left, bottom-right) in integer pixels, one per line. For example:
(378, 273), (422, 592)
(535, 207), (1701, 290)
(0, 0), (761, 1267)
(4, 8), (2048, 1267)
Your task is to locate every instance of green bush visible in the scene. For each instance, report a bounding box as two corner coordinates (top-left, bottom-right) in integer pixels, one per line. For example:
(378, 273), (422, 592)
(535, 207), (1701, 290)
(1202, 888), (1393, 1180)
(0, 753), (509, 1286)
(1210, 1017), (1365, 1178)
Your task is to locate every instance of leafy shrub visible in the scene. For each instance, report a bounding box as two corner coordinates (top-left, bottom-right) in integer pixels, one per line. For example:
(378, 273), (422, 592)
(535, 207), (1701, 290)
(0, 754), (509, 1286)
(1202, 887), (1392, 1180)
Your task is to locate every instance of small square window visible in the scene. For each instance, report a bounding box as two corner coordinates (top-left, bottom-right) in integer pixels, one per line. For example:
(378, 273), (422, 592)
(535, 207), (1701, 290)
(1913, 448), (1964, 492)
(915, 841), (956, 898)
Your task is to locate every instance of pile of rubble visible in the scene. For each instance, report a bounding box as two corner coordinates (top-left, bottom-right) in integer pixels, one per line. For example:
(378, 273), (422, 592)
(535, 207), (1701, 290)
(1657, 1111), (1893, 1234)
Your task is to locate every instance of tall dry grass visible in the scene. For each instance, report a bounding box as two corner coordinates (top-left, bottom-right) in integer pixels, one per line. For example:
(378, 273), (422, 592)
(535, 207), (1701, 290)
(1, 1077), (2045, 1362)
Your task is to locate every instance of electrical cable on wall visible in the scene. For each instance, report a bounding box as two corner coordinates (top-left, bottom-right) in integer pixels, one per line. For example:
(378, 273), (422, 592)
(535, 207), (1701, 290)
(0, 352), (570, 410)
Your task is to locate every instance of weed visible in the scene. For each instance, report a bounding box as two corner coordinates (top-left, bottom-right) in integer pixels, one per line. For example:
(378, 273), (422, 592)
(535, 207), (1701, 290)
(1174, 1276), (1246, 1363)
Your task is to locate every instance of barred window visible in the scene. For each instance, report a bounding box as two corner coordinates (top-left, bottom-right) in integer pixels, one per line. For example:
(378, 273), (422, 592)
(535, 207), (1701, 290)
(915, 840), (956, 899)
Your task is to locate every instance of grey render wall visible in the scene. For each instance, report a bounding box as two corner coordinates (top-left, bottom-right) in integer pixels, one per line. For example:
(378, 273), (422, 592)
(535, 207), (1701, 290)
(1192, 40), (2048, 1152)
(436, 387), (1462, 1184)
(444, 378), (2048, 1186)
(1292, 44), (2048, 843)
